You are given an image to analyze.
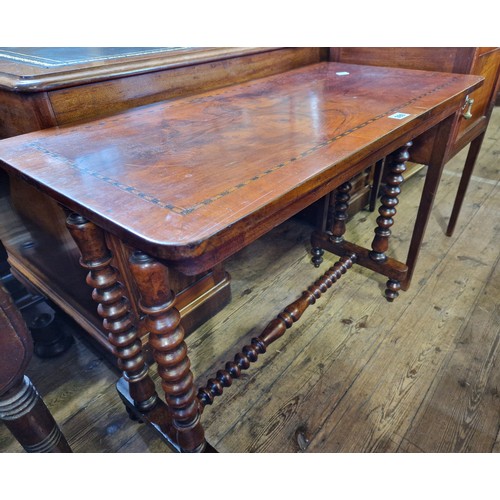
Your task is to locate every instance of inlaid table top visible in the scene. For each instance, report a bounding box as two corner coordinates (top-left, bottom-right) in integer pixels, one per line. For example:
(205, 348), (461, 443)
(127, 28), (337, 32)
(0, 62), (482, 274)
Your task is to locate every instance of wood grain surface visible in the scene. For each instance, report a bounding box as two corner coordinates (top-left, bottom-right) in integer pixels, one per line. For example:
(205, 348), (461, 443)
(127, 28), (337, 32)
(0, 63), (482, 274)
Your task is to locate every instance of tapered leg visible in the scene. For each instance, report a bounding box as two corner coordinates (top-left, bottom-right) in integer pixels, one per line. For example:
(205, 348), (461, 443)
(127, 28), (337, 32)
(402, 114), (456, 290)
(446, 132), (485, 237)
(66, 214), (157, 411)
(129, 251), (206, 453)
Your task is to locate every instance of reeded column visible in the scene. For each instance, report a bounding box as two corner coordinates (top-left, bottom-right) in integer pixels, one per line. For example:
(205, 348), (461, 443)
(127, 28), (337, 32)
(66, 213), (157, 411)
(129, 251), (205, 453)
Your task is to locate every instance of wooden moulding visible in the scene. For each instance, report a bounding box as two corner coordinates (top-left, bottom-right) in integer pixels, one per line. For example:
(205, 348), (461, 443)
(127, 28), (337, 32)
(0, 48), (284, 92)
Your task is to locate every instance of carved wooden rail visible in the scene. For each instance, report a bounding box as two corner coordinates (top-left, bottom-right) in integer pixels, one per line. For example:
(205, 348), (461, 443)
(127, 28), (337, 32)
(197, 254), (356, 408)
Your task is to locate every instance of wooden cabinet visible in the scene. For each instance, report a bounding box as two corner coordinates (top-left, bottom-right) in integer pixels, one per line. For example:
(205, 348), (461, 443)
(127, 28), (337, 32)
(0, 47), (323, 358)
(329, 48), (500, 234)
(330, 48), (499, 155)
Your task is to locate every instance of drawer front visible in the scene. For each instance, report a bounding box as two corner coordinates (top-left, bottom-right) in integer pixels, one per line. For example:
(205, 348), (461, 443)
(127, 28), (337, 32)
(456, 48), (500, 139)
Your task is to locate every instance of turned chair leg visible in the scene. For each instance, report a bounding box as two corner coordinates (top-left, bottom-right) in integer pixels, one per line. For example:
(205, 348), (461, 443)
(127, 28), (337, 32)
(0, 284), (71, 452)
(0, 376), (71, 452)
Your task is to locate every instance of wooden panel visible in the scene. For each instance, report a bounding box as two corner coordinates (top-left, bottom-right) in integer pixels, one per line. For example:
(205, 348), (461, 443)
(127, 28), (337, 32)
(329, 47), (475, 73)
(49, 48), (322, 124)
(0, 90), (56, 138)
(476, 47), (497, 56)
(455, 48), (500, 140)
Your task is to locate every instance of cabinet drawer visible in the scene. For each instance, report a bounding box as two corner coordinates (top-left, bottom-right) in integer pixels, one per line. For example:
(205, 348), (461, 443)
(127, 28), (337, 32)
(455, 48), (500, 141)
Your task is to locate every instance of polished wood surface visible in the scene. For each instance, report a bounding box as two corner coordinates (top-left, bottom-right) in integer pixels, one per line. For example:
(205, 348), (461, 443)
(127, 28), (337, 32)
(0, 47), (321, 358)
(330, 47), (500, 159)
(46, 48), (322, 125)
(0, 48), (298, 92)
(329, 47), (477, 73)
(0, 62), (483, 276)
(0, 47), (322, 134)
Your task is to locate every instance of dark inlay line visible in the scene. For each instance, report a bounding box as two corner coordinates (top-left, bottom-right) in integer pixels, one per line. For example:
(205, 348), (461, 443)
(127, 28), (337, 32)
(26, 77), (459, 216)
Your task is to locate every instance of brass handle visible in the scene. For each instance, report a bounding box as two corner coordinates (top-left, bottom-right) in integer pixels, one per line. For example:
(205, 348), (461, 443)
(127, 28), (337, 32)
(462, 95), (474, 120)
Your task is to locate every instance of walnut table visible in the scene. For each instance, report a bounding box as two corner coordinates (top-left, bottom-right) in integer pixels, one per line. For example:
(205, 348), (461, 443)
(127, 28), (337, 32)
(0, 62), (483, 452)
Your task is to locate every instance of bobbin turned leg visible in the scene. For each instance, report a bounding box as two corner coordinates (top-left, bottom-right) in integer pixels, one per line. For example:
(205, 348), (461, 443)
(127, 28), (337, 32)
(66, 214), (157, 411)
(311, 181), (352, 267)
(329, 181), (352, 243)
(369, 142), (412, 300)
(129, 251), (206, 453)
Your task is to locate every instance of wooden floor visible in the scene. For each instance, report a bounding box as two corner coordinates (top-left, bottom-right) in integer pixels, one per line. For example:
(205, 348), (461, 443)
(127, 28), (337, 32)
(1, 107), (499, 454)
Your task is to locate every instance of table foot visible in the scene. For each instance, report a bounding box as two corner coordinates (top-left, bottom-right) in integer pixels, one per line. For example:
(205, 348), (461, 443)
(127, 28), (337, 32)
(28, 307), (74, 359)
(385, 279), (401, 302)
(116, 378), (216, 452)
(311, 247), (324, 267)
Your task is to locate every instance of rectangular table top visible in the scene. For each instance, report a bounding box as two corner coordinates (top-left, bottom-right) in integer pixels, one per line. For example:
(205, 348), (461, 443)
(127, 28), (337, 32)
(0, 62), (482, 274)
